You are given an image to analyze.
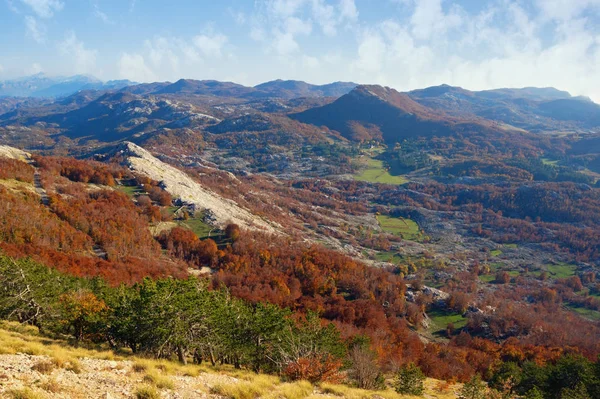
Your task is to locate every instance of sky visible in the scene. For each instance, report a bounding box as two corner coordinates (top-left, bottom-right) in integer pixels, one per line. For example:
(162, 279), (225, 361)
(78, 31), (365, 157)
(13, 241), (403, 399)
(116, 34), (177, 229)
(1, 0), (600, 101)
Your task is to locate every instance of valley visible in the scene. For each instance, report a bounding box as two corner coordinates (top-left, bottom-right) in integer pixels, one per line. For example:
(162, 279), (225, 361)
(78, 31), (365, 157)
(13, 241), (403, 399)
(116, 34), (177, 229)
(1, 76), (600, 398)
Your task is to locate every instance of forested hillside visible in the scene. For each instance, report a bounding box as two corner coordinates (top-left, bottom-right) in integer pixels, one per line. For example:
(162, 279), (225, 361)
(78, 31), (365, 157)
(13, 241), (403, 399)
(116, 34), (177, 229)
(1, 76), (600, 398)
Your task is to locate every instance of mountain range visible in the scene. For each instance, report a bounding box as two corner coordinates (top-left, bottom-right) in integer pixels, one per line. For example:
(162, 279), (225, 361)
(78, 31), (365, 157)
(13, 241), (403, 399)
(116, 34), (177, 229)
(0, 73), (135, 98)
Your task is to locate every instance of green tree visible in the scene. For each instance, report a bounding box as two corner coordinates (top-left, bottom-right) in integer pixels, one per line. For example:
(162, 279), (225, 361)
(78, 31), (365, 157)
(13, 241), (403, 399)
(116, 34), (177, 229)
(547, 355), (595, 398)
(59, 290), (108, 341)
(393, 363), (425, 395)
(459, 374), (487, 399)
(490, 362), (522, 395)
(524, 386), (544, 399)
(560, 382), (591, 399)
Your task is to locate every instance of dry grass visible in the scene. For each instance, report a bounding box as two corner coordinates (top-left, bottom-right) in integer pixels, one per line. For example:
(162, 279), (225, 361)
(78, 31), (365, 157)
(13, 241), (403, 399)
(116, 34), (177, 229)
(31, 360), (55, 374)
(264, 380), (314, 399)
(5, 388), (45, 399)
(143, 370), (175, 389)
(39, 377), (62, 393)
(0, 321), (461, 398)
(134, 384), (160, 399)
(211, 374), (280, 399)
(0, 321), (121, 364)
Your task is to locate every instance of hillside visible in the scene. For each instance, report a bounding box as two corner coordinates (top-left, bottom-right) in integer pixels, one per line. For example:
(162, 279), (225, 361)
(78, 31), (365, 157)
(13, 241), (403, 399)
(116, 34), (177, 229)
(2, 78), (600, 399)
(119, 141), (278, 232)
(0, 322), (461, 399)
(290, 85), (473, 142)
(408, 84), (600, 132)
(253, 80), (357, 99)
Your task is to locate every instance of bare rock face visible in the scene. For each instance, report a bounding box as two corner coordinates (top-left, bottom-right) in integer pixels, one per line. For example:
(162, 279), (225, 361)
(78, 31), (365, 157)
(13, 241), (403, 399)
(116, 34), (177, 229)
(119, 142), (278, 233)
(0, 145), (30, 161)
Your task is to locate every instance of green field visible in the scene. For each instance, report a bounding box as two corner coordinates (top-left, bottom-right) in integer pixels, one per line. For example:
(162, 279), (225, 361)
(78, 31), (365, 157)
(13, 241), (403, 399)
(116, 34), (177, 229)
(117, 184), (144, 198)
(355, 159), (408, 185)
(180, 217), (214, 239)
(541, 157), (559, 166)
(545, 263), (577, 279)
(167, 207), (221, 240)
(428, 308), (468, 335)
(567, 304), (600, 321)
(377, 215), (421, 240)
(375, 251), (403, 264)
(490, 249), (503, 257)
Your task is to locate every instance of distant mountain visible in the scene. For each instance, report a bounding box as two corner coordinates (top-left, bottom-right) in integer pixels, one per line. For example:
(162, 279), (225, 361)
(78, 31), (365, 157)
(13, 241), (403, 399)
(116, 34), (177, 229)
(408, 84), (600, 131)
(478, 87), (573, 101)
(120, 79), (356, 100)
(156, 79), (257, 97)
(290, 85), (460, 142)
(0, 74), (136, 98)
(252, 80), (357, 99)
(1, 91), (220, 142)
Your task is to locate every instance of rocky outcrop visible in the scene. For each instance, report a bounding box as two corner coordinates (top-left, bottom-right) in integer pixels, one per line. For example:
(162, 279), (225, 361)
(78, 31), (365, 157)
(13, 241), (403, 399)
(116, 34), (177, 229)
(0, 145), (30, 161)
(119, 142), (278, 233)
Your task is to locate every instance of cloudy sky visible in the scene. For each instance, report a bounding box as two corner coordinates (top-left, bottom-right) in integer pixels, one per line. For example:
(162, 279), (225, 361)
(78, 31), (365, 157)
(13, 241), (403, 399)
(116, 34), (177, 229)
(1, 0), (600, 101)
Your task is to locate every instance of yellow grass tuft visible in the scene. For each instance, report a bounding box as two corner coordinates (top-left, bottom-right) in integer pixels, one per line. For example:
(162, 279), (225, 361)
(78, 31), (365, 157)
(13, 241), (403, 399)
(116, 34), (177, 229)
(211, 374), (280, 399)
(134, 384), (161, 399)
(39, 377), (62, 393)
(5, 388), (45, 399)
(264, 380), (313, 399)
(143, 370), (175, 389)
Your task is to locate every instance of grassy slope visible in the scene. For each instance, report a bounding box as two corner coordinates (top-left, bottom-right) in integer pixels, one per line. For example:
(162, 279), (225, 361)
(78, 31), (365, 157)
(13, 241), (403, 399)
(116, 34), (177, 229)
(355, 159), (408, 185)
(0, 322), (461, 399)
(377, 215), (421, 241)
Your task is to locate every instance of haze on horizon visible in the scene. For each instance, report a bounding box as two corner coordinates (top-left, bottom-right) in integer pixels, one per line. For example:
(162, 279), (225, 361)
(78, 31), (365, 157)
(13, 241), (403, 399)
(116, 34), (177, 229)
(1, 0), (600, 102)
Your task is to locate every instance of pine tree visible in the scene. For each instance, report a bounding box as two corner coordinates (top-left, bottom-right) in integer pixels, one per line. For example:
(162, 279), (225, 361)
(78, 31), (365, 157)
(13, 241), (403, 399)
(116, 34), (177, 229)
(393, 363), (425, 395)
(459, 374), (487, 399)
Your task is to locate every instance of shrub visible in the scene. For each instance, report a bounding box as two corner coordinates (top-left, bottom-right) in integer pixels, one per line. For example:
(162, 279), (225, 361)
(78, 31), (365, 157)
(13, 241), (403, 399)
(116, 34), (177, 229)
(347, 346), (385, 390)
(134, 385), (160, 399)
(393, 363), (425, 395)
(31, 360), (56, 374)
(39, 377), (62, 393)
(283, 354), (343, 384)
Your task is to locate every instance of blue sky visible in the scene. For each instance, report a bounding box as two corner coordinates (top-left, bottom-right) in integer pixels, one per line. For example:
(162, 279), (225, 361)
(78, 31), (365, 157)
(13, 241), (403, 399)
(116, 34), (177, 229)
(1, 0), (600, 101)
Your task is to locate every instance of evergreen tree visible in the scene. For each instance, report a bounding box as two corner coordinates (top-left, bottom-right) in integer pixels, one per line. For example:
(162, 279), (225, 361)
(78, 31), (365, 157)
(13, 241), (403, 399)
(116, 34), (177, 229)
(524, 386), (544, 399)
(394, 363), (425, 395)
(459, 374), (487, 399)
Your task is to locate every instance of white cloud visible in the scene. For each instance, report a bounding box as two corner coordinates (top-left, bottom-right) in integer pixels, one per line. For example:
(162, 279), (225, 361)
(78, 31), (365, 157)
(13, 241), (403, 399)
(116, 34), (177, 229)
(342, 1), (600, 103)
(93, 3), (112, 24)
(20, 0), (63, 18)
(58, 32), (99, 75)
(25, 16), (45, 43)
(193, 33), (228, 58)
(534, 0), (600, 21)
(302, 54), (320, 68)
(145, 37), (181, 71)
(0, 64), (4, 74)
(269, 0), (307, 18)
(311, 0), (337, 36)
(408, 0), (463, 40)
(6, 0), (20, 13)
(27, 63), (43, 75)
(228, 7), (246, 25)
(272, 31), (301, 55)
(118, 53), (156, 82)
(339, 0), (358, 21)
